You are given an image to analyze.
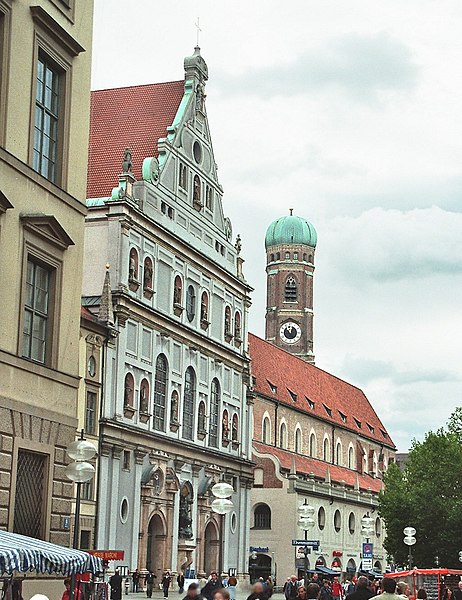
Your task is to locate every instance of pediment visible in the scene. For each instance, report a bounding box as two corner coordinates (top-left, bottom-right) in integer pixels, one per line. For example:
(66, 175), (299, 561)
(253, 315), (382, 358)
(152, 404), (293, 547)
(20, 214), (74, 249)
(0, 190), (14, 214)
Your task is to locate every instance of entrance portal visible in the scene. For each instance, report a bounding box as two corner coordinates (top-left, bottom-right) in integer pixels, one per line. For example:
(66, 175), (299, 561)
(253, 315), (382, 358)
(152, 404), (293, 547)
(203, 520), (219, 575)
(249, 553), (271, 583)
(146, 514), (166, 580)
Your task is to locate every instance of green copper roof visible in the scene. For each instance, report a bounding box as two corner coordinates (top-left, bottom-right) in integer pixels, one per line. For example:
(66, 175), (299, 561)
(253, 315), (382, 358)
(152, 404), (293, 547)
(265, 213), (317, 248)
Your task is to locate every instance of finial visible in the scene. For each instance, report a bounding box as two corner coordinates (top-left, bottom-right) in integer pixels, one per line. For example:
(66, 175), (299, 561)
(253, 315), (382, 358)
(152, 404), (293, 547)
(195, 17), (202, 47)
(289, 208), (293, 216)
(106, 263), (110, 270)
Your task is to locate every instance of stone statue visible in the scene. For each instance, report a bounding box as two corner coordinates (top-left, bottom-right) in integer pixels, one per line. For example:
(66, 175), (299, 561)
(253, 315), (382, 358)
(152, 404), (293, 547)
(193, 176), (201, 205)
(178, 492), (193, 539)
(232, 416), (238, 441)
(129, 254), (136, 281)
(140, 384), (148, 413)
(200, 297), (208, 322)
(173, 283), (182, 305)
(122, 148), (133, 173)
(124, 378), (132, 407)
(195, 82), (205, 112)
(235, 234), (242, 255)
(171, 393), (179, 422)
(222, 412), (229, 439)
(143, 260), (153, 289)
(225, 310), (231, 335)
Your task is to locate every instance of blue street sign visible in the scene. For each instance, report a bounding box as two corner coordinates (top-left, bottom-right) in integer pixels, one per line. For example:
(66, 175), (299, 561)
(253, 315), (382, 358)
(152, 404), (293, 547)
(362, 543), (373, 559)
(292, 540), (320, 546)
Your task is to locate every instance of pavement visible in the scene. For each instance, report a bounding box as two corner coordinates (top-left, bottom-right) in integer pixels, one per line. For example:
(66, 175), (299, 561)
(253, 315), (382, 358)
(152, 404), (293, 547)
(125, 589), (286, 600)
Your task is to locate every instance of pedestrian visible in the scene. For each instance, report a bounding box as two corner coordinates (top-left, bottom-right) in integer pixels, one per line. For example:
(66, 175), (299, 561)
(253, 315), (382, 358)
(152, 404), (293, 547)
(396, 583), (410, 600)
(417, 590), (427, 600)
(110, 571), (123, 600)
(228, 575), (238, 600)
(133, 570), (140, 594)
(178, 573), (185, 594)
(332, 578), (344, 600)
(183, 583), (203, 600)
(265, 577), (274, 598)
(306, 584), (321, 600)
(146, 571), (156, 598)
(62, 579), (80, 600)
(454, 583), (462, 600)
(443, 587), (454, 600)
(370, 578), (402, 600)
(247, 582), (269, 600)
(213, 590), (230, 600)
(162, 572), (172, 600)
(320, 581), (333, 600)
(297, 586), (307, 600)
(202, 573), (222, 600)
(346, 577), (374, 600)
(285, 576), (299, 600)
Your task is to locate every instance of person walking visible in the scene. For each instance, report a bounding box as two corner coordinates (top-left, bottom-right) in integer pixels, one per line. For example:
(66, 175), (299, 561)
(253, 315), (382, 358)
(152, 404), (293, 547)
(370, 578), (402, 600)
(182, 583), (203, 600)
(320, 580), (333, 600)
(162, 572), (172, 600)
(453, 583), (462, 600)
(133, 570), (140, 594)
(285, 577), (299, 600)
(332, 578), (344, 600)
(201, 573), (222, 600)
(346, 577), (374, 600)
(145, 571), (156, 599)
(227, 575), (238, 600)
(177, 573), (185, 595)
(110, 571), (123, 600)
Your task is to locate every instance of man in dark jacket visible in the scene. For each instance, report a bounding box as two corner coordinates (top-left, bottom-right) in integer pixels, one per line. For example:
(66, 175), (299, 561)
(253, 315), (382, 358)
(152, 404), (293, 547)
(109, 571), (122, 600)
(346, 577), (374, 600)
(201, 573), (222, 600)
(177, 573), (185, 594)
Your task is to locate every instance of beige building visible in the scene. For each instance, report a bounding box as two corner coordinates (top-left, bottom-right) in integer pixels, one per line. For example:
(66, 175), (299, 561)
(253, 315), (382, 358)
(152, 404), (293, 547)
(0, 0), (93, 544)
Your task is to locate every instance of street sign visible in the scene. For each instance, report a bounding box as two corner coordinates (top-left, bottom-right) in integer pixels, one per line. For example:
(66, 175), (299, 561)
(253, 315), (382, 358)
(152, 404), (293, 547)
(292, 539), (320, 546)
(362, 543), (373, 559)
(87, 550), (125, 561)
(362, 558), (373, 570)
(296, 547), (312, 558)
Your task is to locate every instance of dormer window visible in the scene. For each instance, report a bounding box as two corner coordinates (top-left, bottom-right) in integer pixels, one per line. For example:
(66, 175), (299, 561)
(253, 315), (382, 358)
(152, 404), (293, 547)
(306, 396), (315, 409)
(288, 389), (297, 402)
(323, 404), (332, 417)
(338, 411), (347, 423)
(267, 380), (277, 395)
(367, 423), (375, 433)
(354, 417), (362, 429)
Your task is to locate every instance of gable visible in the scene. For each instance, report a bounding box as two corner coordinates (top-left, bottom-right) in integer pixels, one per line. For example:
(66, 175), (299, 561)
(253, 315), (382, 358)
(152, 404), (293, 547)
(20, 214), (74, 249)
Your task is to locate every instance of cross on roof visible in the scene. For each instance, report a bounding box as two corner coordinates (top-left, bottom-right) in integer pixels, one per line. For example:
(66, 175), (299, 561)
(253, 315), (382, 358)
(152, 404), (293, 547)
(195, 17), (202, 47)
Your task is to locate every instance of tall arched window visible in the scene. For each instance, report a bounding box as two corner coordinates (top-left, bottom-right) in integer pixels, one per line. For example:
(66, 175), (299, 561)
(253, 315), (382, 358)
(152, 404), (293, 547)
(336, 441), (342, 466)
(348, 445), (355, 469)
(254, 504), (271, 529)
(262, 416), (270, 444)
(323, 437), (330, 462)
(197, 400), (206, 433)
(186, 285), (196, 322)
(284, 276), (297, 302)
(200, 291), (209, 325)
(139, 378), (150, 414)
(153, 354), (168, 431)
(123, 373), (134, 408)
(295, 428), (302, 453)
(309, 432), (316, 457)
(182, 367), (196, 440)
(209, 378), (220, 448)
(279, 422), (287, 449)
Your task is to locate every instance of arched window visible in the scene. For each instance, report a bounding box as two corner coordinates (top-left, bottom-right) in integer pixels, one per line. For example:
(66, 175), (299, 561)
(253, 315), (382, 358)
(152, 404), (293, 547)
(139, 378), (150, 414)
(209, 378), (220, 448)
(224, 306), (232, 338)
(143, 257), (153, 291)
(270, 253), (275, 262)
(334, 509), (341, 533)
(173, 275), (183, 307)
(254, 504), (271, 529)
(348, 445), (355, 469)
(186, 285), (196, 322)
(309, 432), (316, 457)
(284, 276), (297, 302)
(197, 400), (206, 433)
(170, 390), (179, 423)
(232, 414), (239, 442)
(182, 367), (196, 440)
(279, 421), (287, 449)
(123, 373), (134, 408)
(323, 437), (330, 462)
(318, 506), (326, 530)
(262, 416), (271, 444)
(276, 252), (280, 260)
(348, 512), (355, 534)
(234, 311), (241, 339)
(375, 517), (382, 537)
(129, 248), (139, 283)
(336, 441), (342, 466)
(222, 409), (230, 442)
(295, 428), (302, 453)
(285, 251), (290, 260)
(153, 354), (168, 431)
(200, 291), (209, 324)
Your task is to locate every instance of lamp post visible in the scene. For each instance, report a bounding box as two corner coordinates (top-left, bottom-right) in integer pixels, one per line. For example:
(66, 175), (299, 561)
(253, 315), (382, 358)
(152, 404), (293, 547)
(297, 499), (315, 587)
(403, 527), (416, 569)
(211, 481), (234, 577)
(250, 551), (257, 584)
(65, 430), (97, 600)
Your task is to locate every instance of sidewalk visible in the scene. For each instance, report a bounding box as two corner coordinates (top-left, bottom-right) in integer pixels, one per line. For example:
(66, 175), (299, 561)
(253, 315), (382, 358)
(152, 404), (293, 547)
(126, 589), (285, 600)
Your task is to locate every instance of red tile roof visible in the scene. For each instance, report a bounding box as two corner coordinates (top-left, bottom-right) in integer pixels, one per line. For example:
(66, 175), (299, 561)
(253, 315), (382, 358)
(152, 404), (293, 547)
(249, 334), (395, 449)
(253, 441), (383, 493)
(87, 80), (185, 199)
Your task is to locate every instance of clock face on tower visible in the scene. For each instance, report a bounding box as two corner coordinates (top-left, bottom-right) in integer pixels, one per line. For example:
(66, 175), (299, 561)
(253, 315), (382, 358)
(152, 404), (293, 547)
(279, 322), (302, 345)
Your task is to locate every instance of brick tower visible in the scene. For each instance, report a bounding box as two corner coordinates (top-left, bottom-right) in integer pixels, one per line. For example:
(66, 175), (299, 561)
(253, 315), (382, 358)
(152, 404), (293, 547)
(264, 210), (317, 363)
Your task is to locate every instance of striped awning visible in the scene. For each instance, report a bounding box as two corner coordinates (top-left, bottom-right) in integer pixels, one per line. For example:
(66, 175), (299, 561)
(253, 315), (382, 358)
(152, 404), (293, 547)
(0, 531), (103, 575)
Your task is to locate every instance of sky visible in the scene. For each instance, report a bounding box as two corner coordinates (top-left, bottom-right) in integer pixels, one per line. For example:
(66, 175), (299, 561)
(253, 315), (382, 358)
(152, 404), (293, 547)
(91, 0), (462, 452)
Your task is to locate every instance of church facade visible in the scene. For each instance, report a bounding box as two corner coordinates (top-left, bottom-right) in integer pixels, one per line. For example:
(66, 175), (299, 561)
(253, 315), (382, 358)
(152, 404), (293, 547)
(248, 214), (396, 581)
(82, 49), (254, 579)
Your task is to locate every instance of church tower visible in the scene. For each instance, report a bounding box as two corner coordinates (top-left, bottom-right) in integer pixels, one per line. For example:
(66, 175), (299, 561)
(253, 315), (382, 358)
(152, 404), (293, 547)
(264, 210), (317, 363)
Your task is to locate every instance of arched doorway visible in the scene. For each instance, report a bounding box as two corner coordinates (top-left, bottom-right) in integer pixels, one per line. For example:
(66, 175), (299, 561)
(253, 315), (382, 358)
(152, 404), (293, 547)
(146, 514), (166, 580)
(347, 559), (357, 574)
(248, 554), (272, 583)
(204, 520), (219, 575)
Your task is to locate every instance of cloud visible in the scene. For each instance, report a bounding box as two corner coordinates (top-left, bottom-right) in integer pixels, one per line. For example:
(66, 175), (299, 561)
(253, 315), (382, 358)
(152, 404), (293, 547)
(321, 206), (462, 282)
(215, 32), (419, 101)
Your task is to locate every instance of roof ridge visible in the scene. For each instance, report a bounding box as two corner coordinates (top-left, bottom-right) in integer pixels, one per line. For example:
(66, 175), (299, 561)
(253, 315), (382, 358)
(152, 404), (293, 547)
(91, 79), (184, 93)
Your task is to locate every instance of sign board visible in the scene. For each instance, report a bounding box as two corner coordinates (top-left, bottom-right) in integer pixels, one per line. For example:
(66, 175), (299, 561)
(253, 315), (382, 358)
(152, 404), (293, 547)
(87, 550), (125, 561)
(362, 543), (373, 559)
(185, 569), (196, 579)
(296, 547), (312, 558)
(292, 540), (320, 547)
(362, 559), (373, 570)
(250, 546), (269, 553)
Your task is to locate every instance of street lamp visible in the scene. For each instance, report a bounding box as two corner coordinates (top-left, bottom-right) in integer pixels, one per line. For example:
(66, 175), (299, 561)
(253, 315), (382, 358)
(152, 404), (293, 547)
(297, 499), (315, 587)
(211, 481), (234, 577)
(361, 514), (374, 543)
(403, 527), (416, 569)
(250, 551), (258, 584)
(65, 430), (97, 600)
(458, 551), (462, 564)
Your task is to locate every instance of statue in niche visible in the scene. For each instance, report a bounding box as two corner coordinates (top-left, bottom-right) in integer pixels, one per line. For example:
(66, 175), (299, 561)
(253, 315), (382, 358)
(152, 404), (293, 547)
(143, 260), (153, 289)
(129, 252), (137, 281)
(222, 412), (229, 440)
(195, 82), (205, 112)
(178, 485), (193, 539)
(200, 296), (208, 322)
(140, 384), (149, 413)
(124, 377), (133, 407)
(224, 218), (232, 241)
(173, 282), (182, 306)
(171, 392), (179, 422)
(224, 310), (231, 335)
(193, 176), (201, 206)
(235, 234), (242, 255)
(122, 148), (133, 173)
(232, 416), (238, 441)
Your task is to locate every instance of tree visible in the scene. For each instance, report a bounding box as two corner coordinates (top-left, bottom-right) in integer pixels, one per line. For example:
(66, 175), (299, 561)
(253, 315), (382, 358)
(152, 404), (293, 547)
(379, 429), (462, 568)
(447, 407), (462, 443)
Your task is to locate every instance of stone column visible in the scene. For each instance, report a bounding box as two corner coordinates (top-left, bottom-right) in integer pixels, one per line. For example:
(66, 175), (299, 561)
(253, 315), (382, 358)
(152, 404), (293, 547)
(96, 441), (112, 548)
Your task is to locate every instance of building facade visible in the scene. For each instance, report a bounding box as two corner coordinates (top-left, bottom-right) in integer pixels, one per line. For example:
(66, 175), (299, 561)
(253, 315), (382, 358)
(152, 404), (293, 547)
(249, 215), (396, 582)
(0, 0), (93, 544)
(82, 48), (254, 579)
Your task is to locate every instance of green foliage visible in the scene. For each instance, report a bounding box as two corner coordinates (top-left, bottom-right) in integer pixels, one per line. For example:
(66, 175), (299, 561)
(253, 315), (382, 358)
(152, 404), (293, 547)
(447, 407), (462, 443)
(379, 428), (462, 568)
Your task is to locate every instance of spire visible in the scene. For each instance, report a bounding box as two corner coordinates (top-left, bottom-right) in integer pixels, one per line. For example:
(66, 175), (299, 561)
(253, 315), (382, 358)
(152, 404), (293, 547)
(289, 208), (293, 216)
(98, 264), (114, 326)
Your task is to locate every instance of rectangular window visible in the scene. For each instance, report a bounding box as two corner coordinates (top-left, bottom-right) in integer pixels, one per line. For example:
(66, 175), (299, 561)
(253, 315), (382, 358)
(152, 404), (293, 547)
(123, 450), (130, 471)
(81, 479), (93, 501)
(32, 54), (61, 182)
(13, 449), (47, 539)
(85, 391), (97, 435)
(22, 258), (51, 364)
(80, 529), (90, 550)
